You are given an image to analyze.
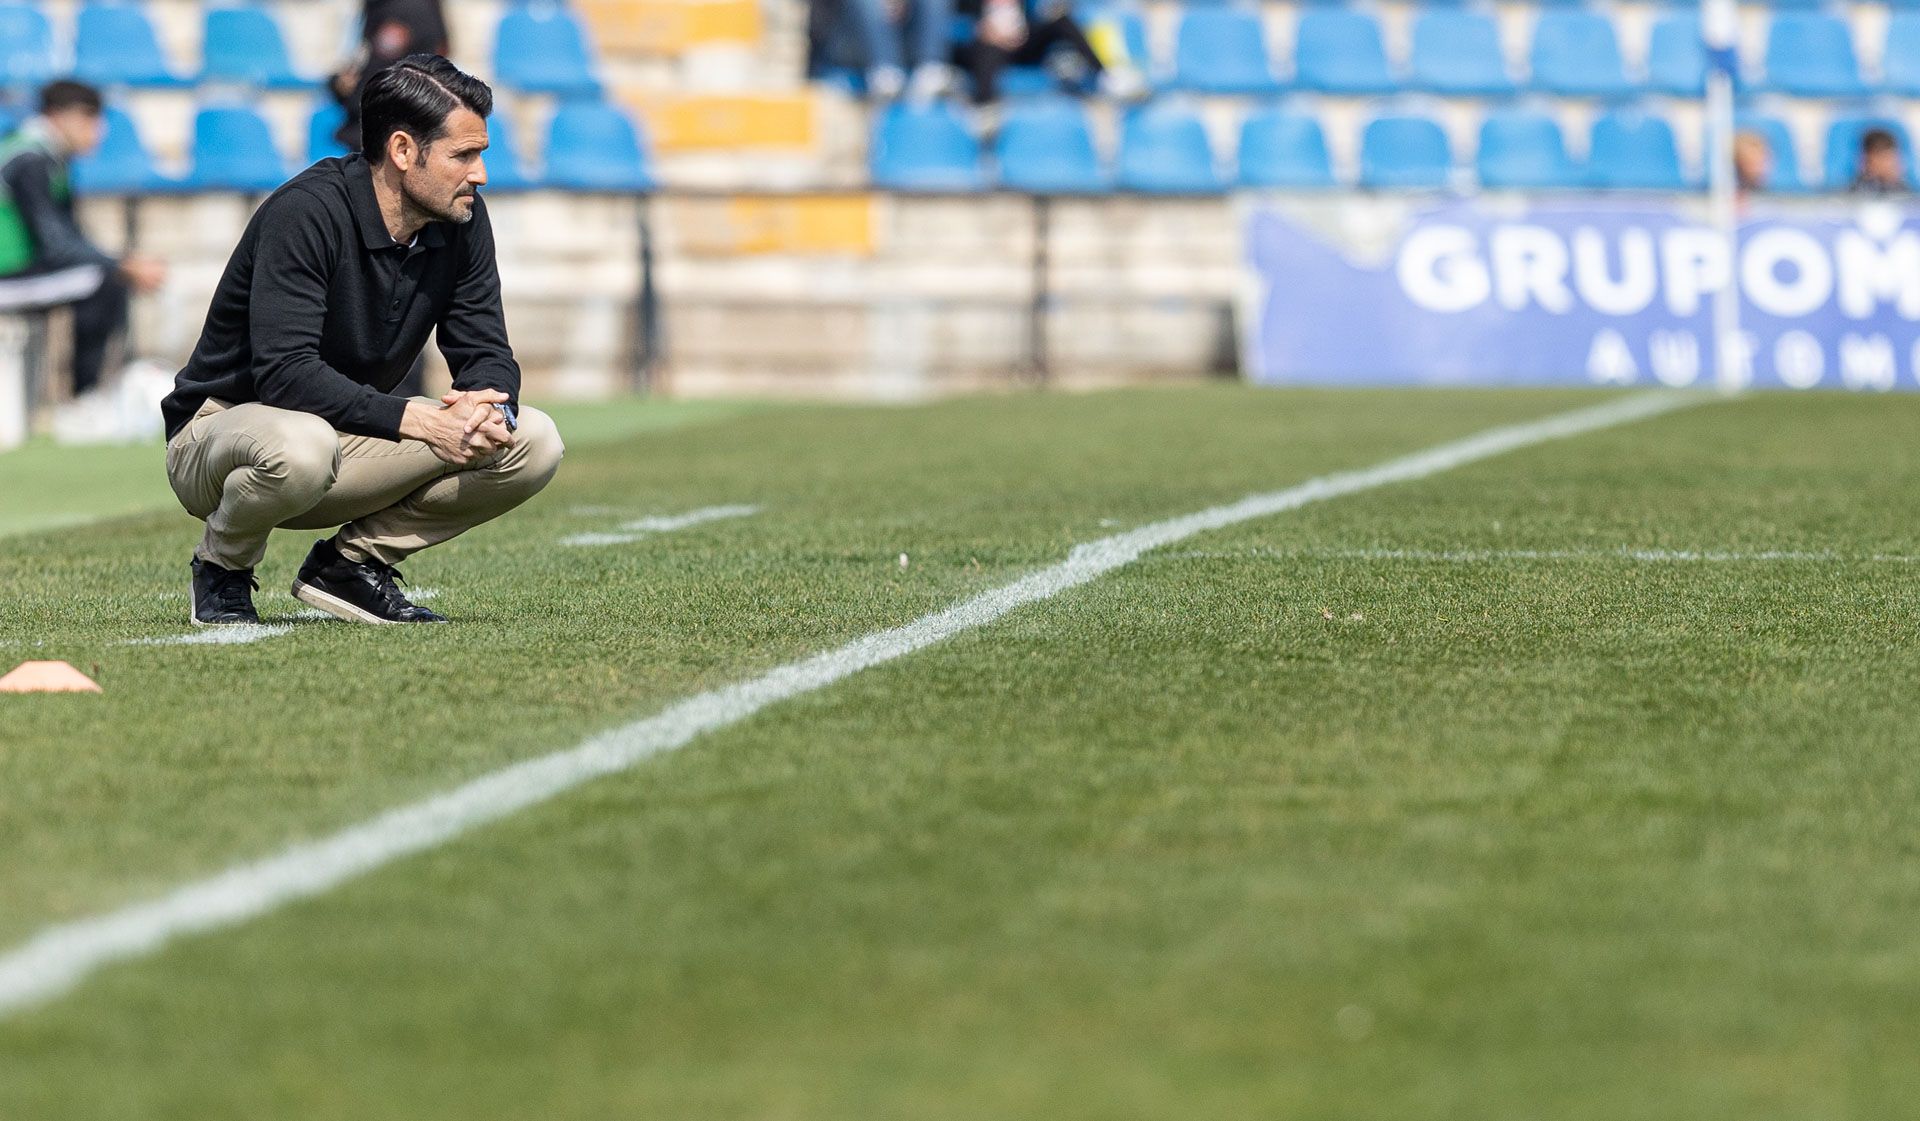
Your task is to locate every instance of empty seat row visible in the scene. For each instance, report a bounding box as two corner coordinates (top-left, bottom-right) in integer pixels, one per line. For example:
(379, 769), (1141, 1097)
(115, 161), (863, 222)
(0, 3), (603, 96)
(71, 99), (654, 193)
(1080, 7), (1920, 99)
(871, 97), (1914, 193)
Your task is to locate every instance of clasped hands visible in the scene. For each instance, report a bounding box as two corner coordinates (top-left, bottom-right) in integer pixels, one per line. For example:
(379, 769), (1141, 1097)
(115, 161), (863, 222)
(401, 389), (517, 466)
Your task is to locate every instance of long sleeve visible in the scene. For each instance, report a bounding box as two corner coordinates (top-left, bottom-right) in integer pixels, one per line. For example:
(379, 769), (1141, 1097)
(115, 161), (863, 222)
(2, 150), (114, 273)
(436, 195), (521, 407)
(248, 193), (410, 439)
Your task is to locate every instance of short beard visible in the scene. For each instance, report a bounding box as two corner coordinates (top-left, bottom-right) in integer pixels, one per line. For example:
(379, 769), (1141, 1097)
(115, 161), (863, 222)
(400, 174), (476, 226)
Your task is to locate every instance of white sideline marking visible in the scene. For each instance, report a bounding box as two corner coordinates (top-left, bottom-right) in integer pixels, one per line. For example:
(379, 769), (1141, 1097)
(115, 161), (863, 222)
(135, 591), (446, 639)
(131, 625), (294, 647)
(560, 504), (760, 547)
(1163, 546), (1920, 565)
(0, 392), (1697, 1018)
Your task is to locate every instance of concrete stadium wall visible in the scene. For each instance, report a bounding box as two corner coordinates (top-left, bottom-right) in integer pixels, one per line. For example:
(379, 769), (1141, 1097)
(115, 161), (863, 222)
(78, 190), (1244, 401)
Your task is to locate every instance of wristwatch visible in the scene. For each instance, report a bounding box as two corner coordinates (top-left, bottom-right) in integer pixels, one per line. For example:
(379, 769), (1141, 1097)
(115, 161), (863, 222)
(491, 402), (518, 431)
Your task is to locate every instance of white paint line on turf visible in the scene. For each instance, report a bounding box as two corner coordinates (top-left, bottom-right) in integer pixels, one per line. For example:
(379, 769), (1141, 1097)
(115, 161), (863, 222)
(560, 504), (761, 547)
(130, 591), (446, 640)
(131, 625), (294, 647)
(1160, 546), (1920, 565)
(0, 391), (1700, 1019)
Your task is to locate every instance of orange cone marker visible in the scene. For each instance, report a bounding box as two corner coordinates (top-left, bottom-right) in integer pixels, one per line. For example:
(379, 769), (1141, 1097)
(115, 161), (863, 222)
(0, 661), (102, 694)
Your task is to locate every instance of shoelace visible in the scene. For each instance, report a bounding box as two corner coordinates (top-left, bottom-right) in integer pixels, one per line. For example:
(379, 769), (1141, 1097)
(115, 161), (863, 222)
(215, 571), (260, 614)
(364, 562), (414, 611)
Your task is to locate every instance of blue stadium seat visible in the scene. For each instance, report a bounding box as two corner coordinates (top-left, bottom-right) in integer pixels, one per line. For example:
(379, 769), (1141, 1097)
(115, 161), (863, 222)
(1170, 9), (1280, 95)
(1884, 14), (1920, 96)
(1477, 110), (1579, 189)
(1530, 11), (1634, 98)
(1733, 113), (1803, 192)
(0, 105), (18, 136)
(544, 102), (653, 191)
(1825, 116), (1916, 190)
(1116, 103), (1221, 193)
(481, 109), (535, 191)
(202, 6), (308, 89)
(71, 105), (169, 193)
(309, 102), (350, 163)
(1587, 112), (1685, 189)
(871, 101), (985, 190)
(0, 5), (56, 89)
(494, 6), (602, 97)
(1359, 115), (1452, 190)
(1647, 13), (1706, 97)
(1763, 13), (1866, 96)
(188, 106), (289, 192)
(1237, 108), (1335, 188)
(1000, 67), (1057, 97)
(1293, 10), (1396, 95)
(75, 4), (189, 88)
(1411, 12), (1515, 96)
(995, 98), (1108, 193)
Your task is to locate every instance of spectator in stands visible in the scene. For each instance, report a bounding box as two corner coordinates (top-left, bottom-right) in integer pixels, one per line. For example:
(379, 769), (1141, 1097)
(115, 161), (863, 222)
(853, 0), (954, 101)
(0, 81), (166, 398)
(331, 0), (452, 151)
(1734, 131), (1772, 195)
(1851, 128), (1909, 196)
(954, 0), (1129, 105)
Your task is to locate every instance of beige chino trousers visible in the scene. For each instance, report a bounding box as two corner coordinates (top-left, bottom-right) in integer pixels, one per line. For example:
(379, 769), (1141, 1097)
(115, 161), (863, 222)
(165, 397), (564, 571)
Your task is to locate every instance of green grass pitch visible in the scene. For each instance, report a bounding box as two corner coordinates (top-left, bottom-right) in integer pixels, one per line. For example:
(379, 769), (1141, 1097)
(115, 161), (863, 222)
(2, 386), (1918, 1119)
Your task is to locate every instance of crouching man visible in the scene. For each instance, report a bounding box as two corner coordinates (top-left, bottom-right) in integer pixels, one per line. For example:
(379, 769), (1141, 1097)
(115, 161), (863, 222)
(160, 55), (562, 625)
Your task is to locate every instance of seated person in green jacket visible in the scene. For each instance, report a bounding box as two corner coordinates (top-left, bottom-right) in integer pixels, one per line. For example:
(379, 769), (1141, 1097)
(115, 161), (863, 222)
(0, 81), (166, 396)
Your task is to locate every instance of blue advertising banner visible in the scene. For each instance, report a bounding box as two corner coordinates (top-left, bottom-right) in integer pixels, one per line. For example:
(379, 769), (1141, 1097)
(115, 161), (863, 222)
(1244, 198), (1920, 391)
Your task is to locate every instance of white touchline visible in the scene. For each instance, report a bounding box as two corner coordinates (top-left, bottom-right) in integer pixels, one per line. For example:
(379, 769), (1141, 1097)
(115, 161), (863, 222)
(136, 592), (447, 639)
(129, 625), (294, 647)
(1160, 547), (1920, 565)
(560, 504), (761, 547)
(0, 392), (1699, 1018)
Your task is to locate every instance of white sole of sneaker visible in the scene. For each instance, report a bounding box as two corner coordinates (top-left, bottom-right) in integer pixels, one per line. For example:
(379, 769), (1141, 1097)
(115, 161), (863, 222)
(290, 580), (403, 625)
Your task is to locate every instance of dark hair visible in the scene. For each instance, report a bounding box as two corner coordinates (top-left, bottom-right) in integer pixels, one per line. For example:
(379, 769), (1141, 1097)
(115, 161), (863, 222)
(359, 54), (492, 162)
(38, 80), (103, 117)
(1862, 128), (1900, 155)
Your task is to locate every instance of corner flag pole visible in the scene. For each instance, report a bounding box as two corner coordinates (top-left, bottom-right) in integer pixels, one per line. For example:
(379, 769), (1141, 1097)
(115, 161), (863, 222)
(1703, 0), (1743, 391)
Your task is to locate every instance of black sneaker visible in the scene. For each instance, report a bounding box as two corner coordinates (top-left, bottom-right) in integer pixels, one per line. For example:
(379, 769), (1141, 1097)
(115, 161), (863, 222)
(190, 558), (261, 626)
(291, 538), (448, 625)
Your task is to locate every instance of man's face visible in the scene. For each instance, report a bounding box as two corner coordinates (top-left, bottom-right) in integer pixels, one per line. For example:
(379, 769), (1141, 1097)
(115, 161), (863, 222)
(46, 108), (104, 158)
(1865, 145), (1905, 187)
(397, 107), (489, 225)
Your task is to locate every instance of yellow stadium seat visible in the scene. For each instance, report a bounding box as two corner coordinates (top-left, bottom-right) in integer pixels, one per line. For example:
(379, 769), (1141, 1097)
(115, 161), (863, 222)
(577, 0), (763, 55)
(623, 92), (818, 151)
(673, 195), (879, 256)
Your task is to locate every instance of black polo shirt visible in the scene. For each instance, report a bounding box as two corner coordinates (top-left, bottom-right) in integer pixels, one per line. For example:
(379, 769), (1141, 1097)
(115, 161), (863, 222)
(162, 154), (519, 441)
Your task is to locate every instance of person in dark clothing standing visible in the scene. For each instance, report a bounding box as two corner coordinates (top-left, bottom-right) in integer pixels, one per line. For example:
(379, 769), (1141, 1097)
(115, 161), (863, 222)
(162, 56), (563, 627)
(0, 81), (166, 396)
(331, 0), (452, 151)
